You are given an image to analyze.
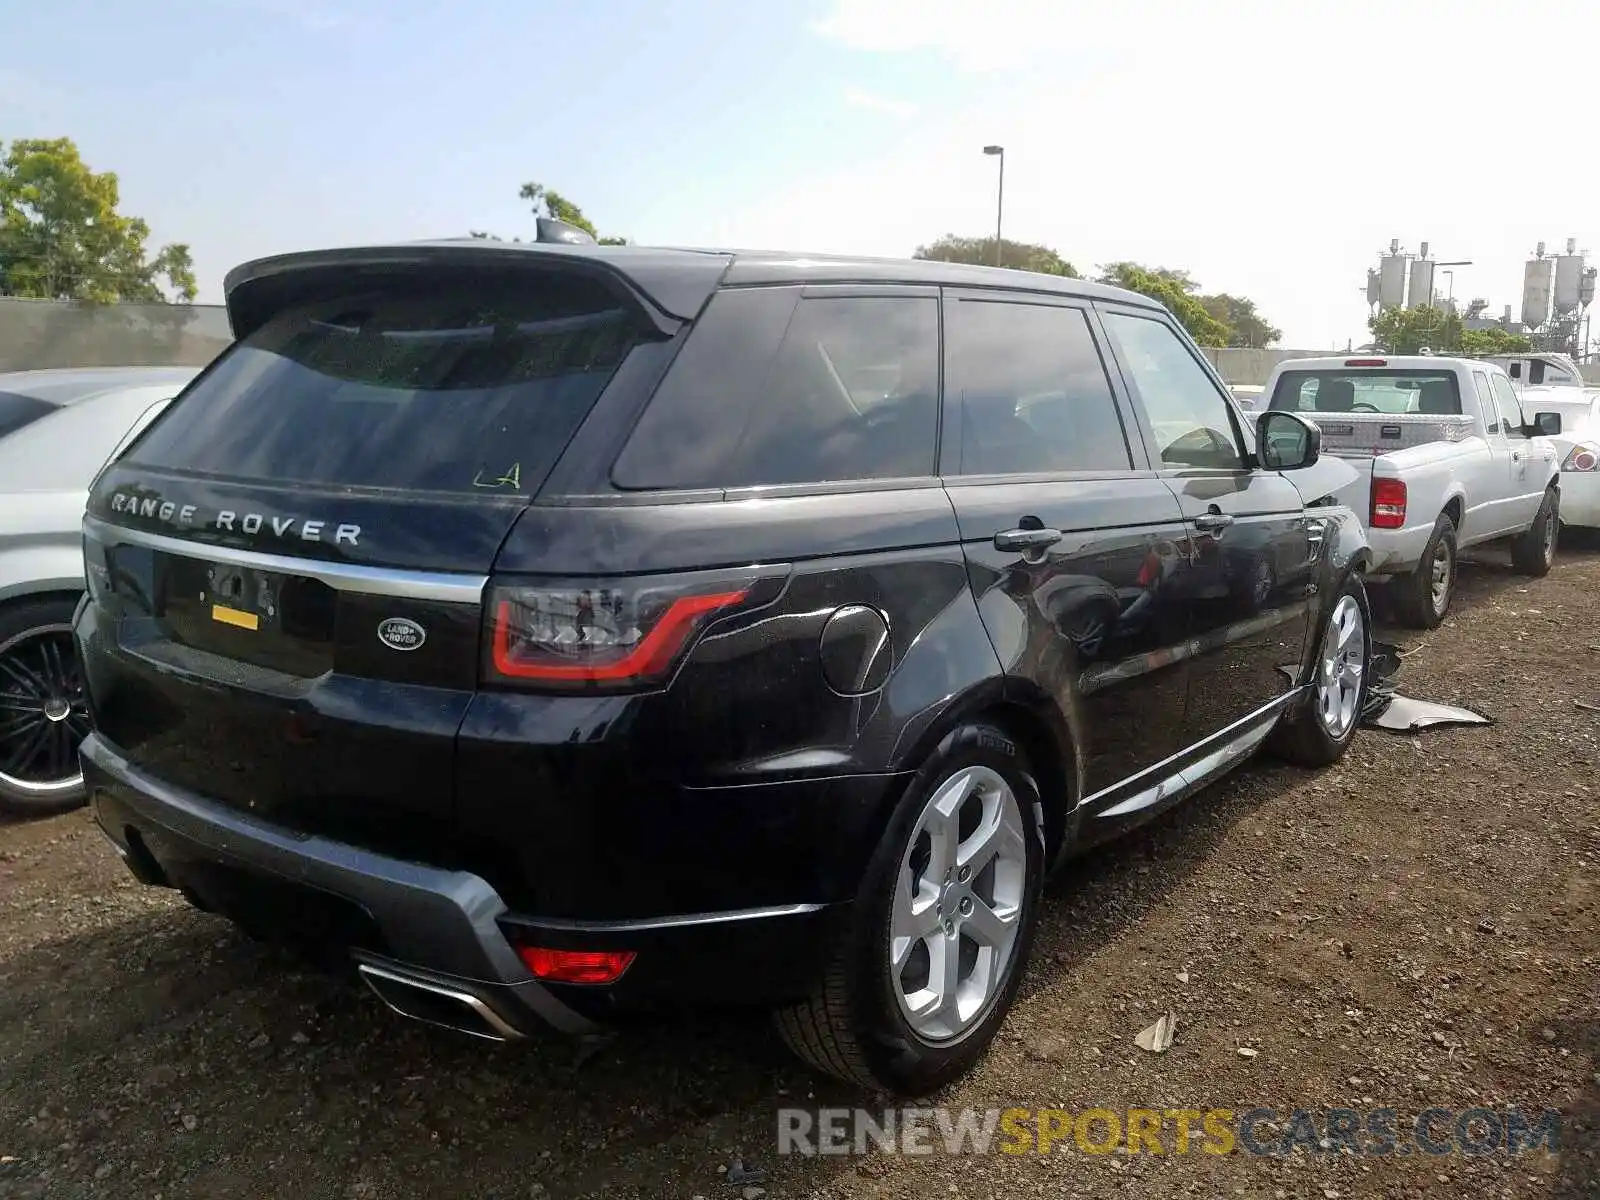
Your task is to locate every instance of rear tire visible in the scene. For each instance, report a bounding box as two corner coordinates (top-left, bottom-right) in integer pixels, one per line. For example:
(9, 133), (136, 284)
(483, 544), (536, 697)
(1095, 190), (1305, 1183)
(0, 596), (92, 816)
(1389, 514), (1456, 630)
(1269, 574), (1371, 768)
(773, 723), (1046, 1095)
(1509, 487), (1559, 577)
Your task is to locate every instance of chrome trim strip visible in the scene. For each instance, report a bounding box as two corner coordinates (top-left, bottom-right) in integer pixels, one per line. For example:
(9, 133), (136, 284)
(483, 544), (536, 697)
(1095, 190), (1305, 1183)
(518, 902), (827, 935)
(1079, 688), (1301, 813)
(357, 962), (524, 1042)
(83, 516), (487, 605)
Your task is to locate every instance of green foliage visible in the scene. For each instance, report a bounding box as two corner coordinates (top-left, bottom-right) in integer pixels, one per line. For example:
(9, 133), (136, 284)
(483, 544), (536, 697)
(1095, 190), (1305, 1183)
(914, 234), (1079, 277)
(1458, 326), (1533, 355)
(1367, 305), (1463, 354)
(1096, 262), (1230, 347)
(0, 137), (196, 303)
(1198, 293), (1282, 349)
(517, 181), (629, 245)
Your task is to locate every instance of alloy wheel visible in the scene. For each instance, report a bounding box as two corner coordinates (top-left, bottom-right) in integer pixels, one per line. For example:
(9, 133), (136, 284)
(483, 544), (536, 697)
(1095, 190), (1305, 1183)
(0, 623), (92, 800)
(1316, 594), (1365, 740)
(891, 765), (1028, 1043)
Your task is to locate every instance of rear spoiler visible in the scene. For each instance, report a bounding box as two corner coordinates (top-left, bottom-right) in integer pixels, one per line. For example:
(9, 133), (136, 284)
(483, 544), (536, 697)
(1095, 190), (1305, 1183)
(222, 242), (733, 341)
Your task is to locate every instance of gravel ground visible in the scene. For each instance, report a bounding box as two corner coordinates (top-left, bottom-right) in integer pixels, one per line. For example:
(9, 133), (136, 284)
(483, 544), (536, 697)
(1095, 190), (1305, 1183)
(1, 545), (1596, 1200)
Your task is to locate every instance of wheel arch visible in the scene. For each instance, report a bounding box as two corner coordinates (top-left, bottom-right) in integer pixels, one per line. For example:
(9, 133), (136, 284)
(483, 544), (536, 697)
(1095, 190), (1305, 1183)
(887, 677), (1079, 866)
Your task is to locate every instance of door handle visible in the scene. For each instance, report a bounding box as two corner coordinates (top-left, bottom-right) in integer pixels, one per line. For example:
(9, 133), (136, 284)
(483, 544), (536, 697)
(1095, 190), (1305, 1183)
(994, 526), (1063, 552)
(1512, 451), (1524, 462)
(1192, 512), (1235, 533)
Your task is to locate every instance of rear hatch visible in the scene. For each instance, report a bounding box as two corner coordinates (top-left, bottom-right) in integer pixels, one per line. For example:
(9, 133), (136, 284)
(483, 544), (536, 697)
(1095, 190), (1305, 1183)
(80, 256), (672, 859)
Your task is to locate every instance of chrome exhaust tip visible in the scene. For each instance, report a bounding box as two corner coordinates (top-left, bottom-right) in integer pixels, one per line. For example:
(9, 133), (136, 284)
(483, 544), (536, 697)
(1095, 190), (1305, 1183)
(356, 962), (525, 1043)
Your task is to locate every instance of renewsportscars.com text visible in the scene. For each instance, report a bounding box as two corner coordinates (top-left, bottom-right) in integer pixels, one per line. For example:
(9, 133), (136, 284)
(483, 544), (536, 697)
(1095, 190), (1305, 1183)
(777, 1106), (1562, 1157)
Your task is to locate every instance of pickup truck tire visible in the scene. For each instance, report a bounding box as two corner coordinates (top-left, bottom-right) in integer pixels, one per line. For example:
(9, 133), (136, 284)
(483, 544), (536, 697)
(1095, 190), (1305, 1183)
(1509, 486), (1559, 577)
(1390, 515), (1457, 630)
(1268, 574), (1371, 768)
(773, 722), (1046, 1095)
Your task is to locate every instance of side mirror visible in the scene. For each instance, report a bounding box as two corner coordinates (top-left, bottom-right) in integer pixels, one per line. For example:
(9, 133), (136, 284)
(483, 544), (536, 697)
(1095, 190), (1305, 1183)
(1530, 411), (1562, 436)
(1256, 410), (1321, 471)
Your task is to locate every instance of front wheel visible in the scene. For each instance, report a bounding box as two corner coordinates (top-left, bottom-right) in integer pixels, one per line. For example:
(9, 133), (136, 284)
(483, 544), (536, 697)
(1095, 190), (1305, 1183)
(1268, 574), (1371, 768)
(0, 596), (93, 816)
(773, 723), (1046, 1095)
(1509, 486), (1559, 577)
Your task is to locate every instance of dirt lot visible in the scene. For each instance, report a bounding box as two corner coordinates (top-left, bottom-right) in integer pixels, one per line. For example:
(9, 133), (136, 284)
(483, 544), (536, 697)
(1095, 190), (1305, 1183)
(2, 546), (1596, 1200)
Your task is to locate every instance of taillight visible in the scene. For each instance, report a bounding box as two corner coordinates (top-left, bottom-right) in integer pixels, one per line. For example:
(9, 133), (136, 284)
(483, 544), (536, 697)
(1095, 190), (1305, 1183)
(484, 569), (774, 691)
(515, 946), (635, 985)
(1345, 358), (1388, 367)
(1371, 478), (1407, 529)
(1563, 444), (1600, 472)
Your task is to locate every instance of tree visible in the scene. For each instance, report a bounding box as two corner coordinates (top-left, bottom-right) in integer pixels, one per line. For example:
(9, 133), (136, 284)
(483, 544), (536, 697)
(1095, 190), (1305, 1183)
(517, 181), (628, 245)
(914, 234), (1079, 277)
(1367, 305), (1463, 354)
(1097, 262), (1229, 347)
(1458, 326), (1533, 355)
(1198, 293), (1282, 348)
(0, 138), (196, 303)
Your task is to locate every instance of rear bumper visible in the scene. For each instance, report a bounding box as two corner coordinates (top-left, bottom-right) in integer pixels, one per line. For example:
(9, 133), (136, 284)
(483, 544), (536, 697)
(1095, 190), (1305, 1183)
(81, 733), (847, 1034)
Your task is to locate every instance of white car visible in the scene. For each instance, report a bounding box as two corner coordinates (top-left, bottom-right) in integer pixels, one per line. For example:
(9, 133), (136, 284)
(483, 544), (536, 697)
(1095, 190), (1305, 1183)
(1482, 355), (1600, 529)
(0, 365), (200, 814)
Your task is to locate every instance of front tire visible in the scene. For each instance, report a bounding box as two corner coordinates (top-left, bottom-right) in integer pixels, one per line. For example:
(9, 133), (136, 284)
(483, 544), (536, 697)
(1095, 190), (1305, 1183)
(1509, 486), (1558, 577)
(774, 723), (1046, 1095)
(1269, 574), (1371, 768)
(1389, 514), (1456, 629)
(0, 596), (92, 816)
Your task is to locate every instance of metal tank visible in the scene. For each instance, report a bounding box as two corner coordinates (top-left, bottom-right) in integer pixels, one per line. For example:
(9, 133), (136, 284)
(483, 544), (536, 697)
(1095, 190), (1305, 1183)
(1554, 238), (1586, 315)
(1522, 245), (1554, 329)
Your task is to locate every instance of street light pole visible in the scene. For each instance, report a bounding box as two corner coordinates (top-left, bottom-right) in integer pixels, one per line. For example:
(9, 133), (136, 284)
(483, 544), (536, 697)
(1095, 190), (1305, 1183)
(983, 145), (1004, 266)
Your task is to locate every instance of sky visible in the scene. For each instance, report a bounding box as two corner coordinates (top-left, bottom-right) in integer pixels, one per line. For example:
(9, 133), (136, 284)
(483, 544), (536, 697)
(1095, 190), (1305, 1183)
(4, 0), (1600, 348)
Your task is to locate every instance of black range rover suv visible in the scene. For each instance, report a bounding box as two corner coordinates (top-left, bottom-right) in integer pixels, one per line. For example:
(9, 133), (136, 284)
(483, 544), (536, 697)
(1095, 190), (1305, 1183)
(75, 233), (1372, 1095)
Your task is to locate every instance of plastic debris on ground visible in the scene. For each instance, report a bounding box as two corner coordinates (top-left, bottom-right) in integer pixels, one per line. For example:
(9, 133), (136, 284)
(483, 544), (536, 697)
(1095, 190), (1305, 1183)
(1360, 639), (1491, 734)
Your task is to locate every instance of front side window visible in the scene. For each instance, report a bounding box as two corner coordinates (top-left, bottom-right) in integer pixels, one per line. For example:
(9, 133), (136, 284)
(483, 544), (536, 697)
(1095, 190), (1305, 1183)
(613, 290), (939, 489)
(1492, 375), (1527, 438)
(1101, 312), (1241, 470)
(944, 298), (1131, 475)
(1473, 372), (1499, 432)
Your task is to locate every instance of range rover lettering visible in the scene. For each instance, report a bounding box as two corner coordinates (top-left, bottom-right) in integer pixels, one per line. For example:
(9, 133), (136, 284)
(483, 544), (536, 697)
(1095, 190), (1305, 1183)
(76, 229), (1373, 1095)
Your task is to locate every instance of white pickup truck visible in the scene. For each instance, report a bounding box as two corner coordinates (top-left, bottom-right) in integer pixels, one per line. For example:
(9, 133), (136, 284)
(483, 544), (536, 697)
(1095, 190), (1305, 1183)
(1259, 355), (1563, 628)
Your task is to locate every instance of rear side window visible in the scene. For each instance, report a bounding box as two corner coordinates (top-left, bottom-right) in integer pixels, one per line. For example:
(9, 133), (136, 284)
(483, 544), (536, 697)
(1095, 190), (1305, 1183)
(0, 392), (56, 441)
(944, 298), (1131, 475)
(1269, 369), (1462, 416)
(612, 289), (940, 489)
(127, 274), (644, 495)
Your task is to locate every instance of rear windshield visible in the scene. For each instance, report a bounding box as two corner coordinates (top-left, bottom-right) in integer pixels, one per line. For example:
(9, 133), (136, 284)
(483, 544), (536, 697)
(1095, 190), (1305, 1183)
(127, 273), (644, 494)
(1269, 369), (1462, 417)
(0, 392), (57, 441)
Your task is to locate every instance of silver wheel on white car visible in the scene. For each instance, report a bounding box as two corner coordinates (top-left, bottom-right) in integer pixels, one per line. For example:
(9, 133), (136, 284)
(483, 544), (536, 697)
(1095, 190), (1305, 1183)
(891, 764), (1028, 1043)
(1316, 594), (1365, 740)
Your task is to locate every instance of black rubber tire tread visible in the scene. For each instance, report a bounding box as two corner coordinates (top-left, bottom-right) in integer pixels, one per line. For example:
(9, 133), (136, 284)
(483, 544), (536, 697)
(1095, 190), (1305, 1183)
(1509, 487), (1559, 577)
(1268, 574), (1371, 768)
(1388, 514), (1456, 630)
(773, 721), (1046, 1095)
(0, 594), (89, 816)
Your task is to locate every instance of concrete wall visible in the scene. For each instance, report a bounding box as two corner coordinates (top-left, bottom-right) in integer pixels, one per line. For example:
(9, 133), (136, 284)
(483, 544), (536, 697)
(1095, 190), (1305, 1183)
(1203, 347), (1339, 385)
(0, 298), (232, 372)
